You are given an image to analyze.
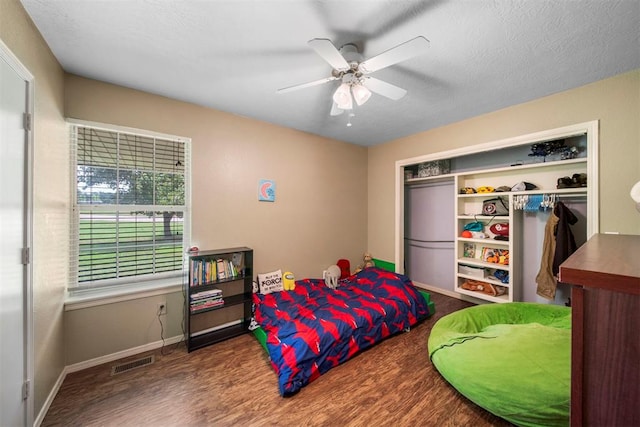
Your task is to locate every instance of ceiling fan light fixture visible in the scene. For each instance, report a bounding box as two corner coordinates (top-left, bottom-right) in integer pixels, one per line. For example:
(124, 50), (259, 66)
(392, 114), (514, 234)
(280, 36), (426, 117)
(330, 102), (345, 116)
(351, 83), (372, 106)
(333, 83), (353, 110)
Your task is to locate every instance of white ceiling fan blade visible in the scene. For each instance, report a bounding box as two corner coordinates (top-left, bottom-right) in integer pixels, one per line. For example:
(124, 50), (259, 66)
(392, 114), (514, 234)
(358, 36), (430, 74)
(362, 77), (407, 100)
(277, 76), (338, 94)
(308, 38), (350, 72)
(330, 102), (345, 116)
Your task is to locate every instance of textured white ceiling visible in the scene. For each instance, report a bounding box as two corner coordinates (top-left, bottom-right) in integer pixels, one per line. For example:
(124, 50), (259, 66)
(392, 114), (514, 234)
(20, 0), (640, 146)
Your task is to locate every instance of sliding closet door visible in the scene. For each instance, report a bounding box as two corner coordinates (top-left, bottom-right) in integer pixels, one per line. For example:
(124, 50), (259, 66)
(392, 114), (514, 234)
(404, 179), (455, 291)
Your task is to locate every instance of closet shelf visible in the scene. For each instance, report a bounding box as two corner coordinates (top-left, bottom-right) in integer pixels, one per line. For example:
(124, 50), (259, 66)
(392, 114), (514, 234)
(458, 237), (509, 246)
(457, 187), (587, 198)
(456, 258), (510, 270)
(457, 215), (509, 220)
(406, 157), (587, 186)
(457, 273), (511, 288)
(456, 287), (511, 303)
(405, 174), (455, 185)
(457, 157), (587, 177)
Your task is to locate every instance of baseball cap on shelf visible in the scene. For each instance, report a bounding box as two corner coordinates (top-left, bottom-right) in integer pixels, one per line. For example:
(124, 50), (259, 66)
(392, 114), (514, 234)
(511, 181), (537, 191)
(477, 186), (495, 193)
(489, 223), (510, 236)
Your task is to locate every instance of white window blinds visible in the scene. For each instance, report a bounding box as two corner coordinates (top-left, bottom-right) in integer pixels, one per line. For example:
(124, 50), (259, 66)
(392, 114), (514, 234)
(70, 123), (190, 290)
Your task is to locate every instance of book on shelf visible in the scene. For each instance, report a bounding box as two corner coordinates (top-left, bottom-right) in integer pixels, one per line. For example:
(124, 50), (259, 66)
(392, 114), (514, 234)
(231, 252), (243, 269)
(190, 259), (219, 286)
(463, 242), (476, 258)
(190, 298), (224, 312)
(225, 259), (232, 278)
(190, 288), (222, 300)
(191, 294), (224, 304)
(191, 296), (223, 305)
(215, 258), (240, 280)
(191, 257), (242, 285)
(216, 259), (226, 280)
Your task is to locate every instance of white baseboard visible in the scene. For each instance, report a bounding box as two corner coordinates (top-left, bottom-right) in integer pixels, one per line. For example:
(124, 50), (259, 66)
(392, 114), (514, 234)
(412, 281), (462, 299)
(66, 334), (184, 374)
(35, 334), (184, 426)
(34, 368), (67, 427)
(413, 281), (489, 305)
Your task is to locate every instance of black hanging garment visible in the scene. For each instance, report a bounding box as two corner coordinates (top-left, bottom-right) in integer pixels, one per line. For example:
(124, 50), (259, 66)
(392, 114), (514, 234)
(552, 201), (578, 275)
(536, 201), (578, 300)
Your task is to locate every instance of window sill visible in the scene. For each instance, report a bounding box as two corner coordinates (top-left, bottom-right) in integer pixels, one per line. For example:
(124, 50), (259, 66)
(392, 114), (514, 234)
(65, 276), (185, 311)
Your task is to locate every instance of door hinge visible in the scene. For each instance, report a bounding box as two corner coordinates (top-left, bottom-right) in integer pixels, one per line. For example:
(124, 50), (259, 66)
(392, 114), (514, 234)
(23, 112), (32, 131)
(22, 247), (30, 265)
(22, 380), (30, 400)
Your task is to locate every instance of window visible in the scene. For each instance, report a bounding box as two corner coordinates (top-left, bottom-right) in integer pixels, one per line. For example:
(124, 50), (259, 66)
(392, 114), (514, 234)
(70, 122), (190, 291)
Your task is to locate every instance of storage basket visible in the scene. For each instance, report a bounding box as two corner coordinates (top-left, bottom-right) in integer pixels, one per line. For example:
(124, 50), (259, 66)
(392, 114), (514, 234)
(458, 264), (486, 278)
(418, 160), (450, 177)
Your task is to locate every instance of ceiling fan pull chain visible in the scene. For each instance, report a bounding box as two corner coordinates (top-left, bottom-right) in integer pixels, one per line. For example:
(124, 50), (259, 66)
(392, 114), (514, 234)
(347, 113), (355, 127)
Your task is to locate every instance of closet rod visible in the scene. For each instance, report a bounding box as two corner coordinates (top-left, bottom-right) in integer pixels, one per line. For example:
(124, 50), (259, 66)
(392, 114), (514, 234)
(514, 192), (587, 197)
(548, 193), (587, 198)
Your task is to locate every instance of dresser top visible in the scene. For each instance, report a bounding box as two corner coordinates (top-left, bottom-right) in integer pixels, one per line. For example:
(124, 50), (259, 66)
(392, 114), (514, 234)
(559, 234), (640, 295)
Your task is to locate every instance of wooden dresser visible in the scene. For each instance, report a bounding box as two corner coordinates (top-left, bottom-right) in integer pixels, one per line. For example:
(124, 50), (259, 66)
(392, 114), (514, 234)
(559, 234), (640, 427)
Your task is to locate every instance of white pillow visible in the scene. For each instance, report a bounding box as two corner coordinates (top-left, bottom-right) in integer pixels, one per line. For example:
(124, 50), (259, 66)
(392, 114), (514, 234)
(258, 269), (283, 294)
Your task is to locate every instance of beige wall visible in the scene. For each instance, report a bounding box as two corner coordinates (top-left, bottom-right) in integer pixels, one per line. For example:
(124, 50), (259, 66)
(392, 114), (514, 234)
(65, 291), (185, 365)
(63, 75), (368, 364)
(368, 70), (640, 262)
(0, 0), (68, 417)
(65, 74), (368, 279)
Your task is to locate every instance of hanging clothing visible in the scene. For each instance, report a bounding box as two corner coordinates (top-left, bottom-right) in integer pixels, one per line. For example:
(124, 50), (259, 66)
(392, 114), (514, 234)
(552, 202), (578, 275)
(536, 213), (559, 300)
(536, 201), (578, 300)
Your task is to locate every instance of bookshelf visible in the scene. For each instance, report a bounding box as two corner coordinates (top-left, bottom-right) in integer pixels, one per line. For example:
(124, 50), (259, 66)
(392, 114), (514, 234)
(185, 247), (253, 352)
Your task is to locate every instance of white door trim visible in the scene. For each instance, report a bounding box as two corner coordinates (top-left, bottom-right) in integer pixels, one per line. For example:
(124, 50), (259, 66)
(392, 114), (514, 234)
(395, 121), (599, 276)
(0, 38), (35, 427)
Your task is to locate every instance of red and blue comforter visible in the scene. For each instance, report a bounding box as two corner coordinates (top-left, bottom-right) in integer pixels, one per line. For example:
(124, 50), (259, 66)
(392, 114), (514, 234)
(253, 267), (430, 395)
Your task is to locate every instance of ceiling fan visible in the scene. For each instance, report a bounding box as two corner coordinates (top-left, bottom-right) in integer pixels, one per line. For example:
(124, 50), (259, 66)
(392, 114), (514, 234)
(277, 36), (430, 116)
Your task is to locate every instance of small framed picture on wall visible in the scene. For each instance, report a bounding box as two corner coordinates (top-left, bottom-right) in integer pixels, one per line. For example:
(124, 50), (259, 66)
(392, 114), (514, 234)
(258, 179), (276, 202)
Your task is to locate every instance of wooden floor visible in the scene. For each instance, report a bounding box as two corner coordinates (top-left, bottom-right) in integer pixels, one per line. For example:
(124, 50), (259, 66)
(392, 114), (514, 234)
(43, 292), (513, 426)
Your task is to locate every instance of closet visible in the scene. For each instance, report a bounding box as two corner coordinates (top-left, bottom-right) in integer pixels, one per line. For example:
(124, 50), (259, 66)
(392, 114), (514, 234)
(399, 121), (598, 304)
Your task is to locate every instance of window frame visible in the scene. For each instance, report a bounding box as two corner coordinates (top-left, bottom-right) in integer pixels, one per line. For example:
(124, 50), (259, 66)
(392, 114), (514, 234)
(68, 119), (191, 294)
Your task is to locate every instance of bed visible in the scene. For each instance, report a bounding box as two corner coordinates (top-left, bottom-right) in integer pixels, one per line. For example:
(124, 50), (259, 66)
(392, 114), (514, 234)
(428, 303), (571, 427)
(252, 267), (433, 396)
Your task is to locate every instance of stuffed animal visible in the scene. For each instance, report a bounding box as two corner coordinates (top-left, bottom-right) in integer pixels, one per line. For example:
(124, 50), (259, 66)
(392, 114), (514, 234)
(354, 252), (375, 274)
(324, 265), (341, 289)
(282, 271), (295, 291)
(363, 252), (374, 268)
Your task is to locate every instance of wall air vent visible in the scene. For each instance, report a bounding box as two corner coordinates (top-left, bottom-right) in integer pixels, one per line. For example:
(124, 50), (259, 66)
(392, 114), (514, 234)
(110, 355), (154, 376)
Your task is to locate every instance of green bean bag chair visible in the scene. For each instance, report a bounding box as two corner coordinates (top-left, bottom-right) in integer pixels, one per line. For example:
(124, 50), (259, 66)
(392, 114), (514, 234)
(428, 303), (571, 427)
